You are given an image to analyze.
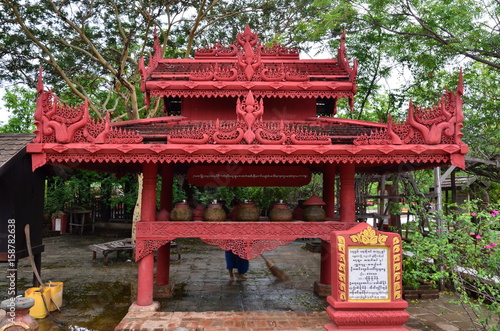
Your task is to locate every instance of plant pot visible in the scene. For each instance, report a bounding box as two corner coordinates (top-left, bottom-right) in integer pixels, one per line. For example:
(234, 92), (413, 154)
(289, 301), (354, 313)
(302, 195), (326, 222)
(192, 205), (205, 221)
(303, 205), (326, 222)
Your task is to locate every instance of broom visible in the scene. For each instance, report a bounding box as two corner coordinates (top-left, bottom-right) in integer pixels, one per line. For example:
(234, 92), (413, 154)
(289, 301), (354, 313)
(261, 254), (290, 281)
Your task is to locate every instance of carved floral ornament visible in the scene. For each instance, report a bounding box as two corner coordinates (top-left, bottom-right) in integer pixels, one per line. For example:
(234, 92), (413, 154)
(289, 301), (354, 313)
(134, 221), (357, 261)
(354, 70), (465, 147)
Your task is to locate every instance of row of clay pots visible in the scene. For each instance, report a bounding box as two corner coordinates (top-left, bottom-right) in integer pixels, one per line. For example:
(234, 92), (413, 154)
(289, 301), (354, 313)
(168, 195), (327, 222)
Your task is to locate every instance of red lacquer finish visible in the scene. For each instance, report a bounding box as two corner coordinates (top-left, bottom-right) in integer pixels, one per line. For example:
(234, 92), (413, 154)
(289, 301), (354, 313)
(339, 163), (356, 222)
(156, 164), (174, 286)
(137, 162), (157, 306)
(27, 26), (468, 327)
(135, 221), (357, 261)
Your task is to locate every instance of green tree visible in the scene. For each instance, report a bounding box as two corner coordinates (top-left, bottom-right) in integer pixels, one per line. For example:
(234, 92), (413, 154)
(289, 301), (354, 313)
(0, 86), (37, 133)
(298, 0), (500, 185)
(0, 0), (324, 121)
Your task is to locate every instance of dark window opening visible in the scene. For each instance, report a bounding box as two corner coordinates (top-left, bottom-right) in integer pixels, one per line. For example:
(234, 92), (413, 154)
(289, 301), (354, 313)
(316, 97), (335, 117)
(164, 97), (182, 116)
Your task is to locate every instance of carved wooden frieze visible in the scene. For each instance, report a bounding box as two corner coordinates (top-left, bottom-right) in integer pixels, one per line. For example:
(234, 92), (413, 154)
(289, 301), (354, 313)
(166, 91), (330, 145)
(134, 221), (357, 261)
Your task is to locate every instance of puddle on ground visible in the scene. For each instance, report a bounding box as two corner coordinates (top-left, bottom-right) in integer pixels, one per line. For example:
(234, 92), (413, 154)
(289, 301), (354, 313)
(33, 281), (132, 331)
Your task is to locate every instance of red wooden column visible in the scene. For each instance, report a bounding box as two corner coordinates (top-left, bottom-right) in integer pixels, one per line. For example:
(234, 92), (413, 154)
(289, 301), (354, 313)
(156, 164), (174, 286)
(323, 164), (336, 219)
(339, 163), (356, 222)
(320, 164), (336, 285)
(136, 162), (158, 306)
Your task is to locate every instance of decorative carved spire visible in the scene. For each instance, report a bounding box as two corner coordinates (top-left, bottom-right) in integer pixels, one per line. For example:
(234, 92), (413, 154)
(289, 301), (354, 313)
(237, 25), (261, 80)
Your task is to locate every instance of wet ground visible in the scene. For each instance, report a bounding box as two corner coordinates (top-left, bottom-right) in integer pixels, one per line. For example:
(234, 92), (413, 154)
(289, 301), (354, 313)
(7, 234), (329, 331)
(2, 232), (497, 330)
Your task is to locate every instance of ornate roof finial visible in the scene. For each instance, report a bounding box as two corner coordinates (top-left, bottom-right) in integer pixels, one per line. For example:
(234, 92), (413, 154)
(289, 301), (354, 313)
(37, 66), (44, 94)
(153, 26), (162, 60)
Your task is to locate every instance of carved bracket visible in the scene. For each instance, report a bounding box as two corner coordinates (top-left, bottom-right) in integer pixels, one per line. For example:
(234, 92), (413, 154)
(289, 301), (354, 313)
(202, 239), (295, 260)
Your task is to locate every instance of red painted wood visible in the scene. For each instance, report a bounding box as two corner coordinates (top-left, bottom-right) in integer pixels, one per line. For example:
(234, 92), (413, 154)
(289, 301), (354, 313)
(339, 163), (356, 222)
(136, 162), (157, 306)
(323, 164), (336, 218)
(135, 221), (357, 261)
(156, 164), (174, 286)
(187, 165), (311, 187)
(137, 253), (154, 306)
(28, 28), (468, 327)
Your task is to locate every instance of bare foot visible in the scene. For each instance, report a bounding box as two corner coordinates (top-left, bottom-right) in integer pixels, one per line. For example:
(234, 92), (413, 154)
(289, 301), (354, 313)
(229, 276), (235, 282)
(235, 273), (248, 280)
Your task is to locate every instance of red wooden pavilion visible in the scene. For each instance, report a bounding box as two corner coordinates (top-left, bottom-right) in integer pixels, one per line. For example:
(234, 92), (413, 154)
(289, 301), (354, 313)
(28, 26), (467, 329)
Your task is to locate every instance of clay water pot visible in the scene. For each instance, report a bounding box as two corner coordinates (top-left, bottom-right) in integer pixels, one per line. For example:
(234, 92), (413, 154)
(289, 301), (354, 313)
(236, 200), (260, 222)
(302, 195), (326, 222)
(156, 209), (170, 222)
(192, 205), (205, 221)
(303, 205), (326, 222)
(292, 199), (305, 221)
(170, 200), (193, 221)
(269, 200), (293, 222)
(203, 201), (227, 222)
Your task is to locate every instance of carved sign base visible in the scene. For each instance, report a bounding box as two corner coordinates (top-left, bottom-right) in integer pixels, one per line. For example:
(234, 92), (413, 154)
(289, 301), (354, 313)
(325, 298), (409, 330)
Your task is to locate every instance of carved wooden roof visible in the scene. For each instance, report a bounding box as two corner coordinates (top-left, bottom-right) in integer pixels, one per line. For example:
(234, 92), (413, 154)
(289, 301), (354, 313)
(139, 25), (357, 108)
(27, 27), (468, 177)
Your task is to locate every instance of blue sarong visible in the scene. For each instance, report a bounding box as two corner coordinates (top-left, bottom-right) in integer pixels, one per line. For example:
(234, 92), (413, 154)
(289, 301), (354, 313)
(225, 250), (249, 274)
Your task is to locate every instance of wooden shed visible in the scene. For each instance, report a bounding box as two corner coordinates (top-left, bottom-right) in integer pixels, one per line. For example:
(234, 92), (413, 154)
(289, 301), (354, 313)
(0, 133), (45, 291)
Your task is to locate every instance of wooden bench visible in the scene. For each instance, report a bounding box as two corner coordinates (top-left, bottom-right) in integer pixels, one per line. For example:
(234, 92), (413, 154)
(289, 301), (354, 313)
(89, 239), (180, 265)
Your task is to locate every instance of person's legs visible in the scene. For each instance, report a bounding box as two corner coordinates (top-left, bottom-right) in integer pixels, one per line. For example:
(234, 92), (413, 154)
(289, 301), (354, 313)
(228, 268), (235, 282)
(235, 256), (249, 279)
(226, 250), (249, 280)
(225, 250), (236, 282)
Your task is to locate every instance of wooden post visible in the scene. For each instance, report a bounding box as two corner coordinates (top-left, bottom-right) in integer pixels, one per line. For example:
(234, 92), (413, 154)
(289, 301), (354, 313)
(323, 164), (336, 219)
(320, 164), (336, 286)
(136, 162), (158, 306)
(156, 164), (174, 286)
(339, 163), (356, 222)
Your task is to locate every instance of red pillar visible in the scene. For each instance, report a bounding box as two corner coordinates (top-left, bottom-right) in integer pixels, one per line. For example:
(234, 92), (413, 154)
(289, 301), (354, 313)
(323, 164), (336, 219)
(136, 162), (158, 306)
(339, 163), (356, 222)
(156, 164), (174, 286)
(321, 164), (335, 285)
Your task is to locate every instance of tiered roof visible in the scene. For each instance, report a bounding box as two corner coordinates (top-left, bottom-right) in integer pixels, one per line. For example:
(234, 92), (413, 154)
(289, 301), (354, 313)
(27, 26), (467, 177)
